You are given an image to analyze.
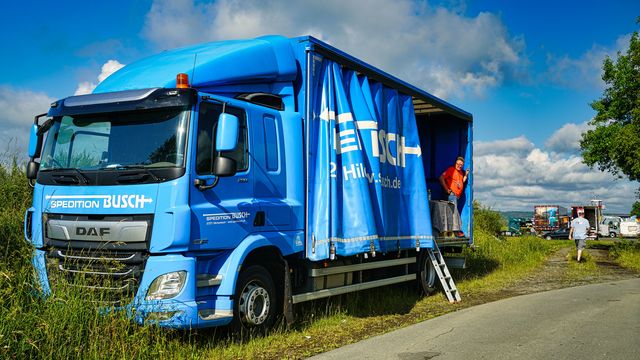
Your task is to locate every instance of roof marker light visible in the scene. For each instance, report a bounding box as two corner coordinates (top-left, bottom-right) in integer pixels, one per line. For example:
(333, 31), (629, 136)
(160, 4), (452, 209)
(176, 73), (190, 89)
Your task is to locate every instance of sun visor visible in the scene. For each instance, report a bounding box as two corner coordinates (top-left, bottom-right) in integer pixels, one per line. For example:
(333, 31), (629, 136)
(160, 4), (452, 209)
(94, 36), (297, 93)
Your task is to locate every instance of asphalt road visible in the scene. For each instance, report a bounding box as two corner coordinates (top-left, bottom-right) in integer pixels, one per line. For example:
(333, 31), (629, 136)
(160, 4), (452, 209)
(310, 278), (640, 360)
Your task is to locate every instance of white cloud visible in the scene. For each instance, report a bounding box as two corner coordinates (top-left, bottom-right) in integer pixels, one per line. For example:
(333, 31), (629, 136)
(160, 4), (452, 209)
(544, 121), (590, 154)
(75, 60), (125, 95)
(0, 58), (124, 162)
(474, 132), (638, 213)
(74, 81), (96, 96)
(474, 135), (533, 156)
(0, 85), (53, 162)
(546, 33), (631, 90)
(141, 0), (527, 99)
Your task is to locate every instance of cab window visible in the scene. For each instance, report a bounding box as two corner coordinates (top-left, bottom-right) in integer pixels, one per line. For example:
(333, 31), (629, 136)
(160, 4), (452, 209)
(196, 102), (248, 174)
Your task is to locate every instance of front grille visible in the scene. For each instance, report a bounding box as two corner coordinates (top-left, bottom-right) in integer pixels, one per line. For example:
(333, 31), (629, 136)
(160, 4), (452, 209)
(43, 214), (152, 306)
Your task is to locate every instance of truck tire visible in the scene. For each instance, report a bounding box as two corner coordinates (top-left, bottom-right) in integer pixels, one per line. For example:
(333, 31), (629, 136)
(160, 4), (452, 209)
(545, 235), (552, 240)
(609, 232), (616, 238)
(417, 251), (436, 295)
(232, 265), (278, 333)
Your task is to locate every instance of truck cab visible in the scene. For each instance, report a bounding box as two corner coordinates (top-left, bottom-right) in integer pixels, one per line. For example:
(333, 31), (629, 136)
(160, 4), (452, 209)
(26, 70), (304, 329)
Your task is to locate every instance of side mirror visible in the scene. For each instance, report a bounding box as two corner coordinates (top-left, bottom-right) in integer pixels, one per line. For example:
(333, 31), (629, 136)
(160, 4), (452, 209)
(29, 113), (50, 158)
(212, 156), (237, 177)
(26, 161), (40, 180)
(28, 124), (42, 158)
(215, 113), (239, 151)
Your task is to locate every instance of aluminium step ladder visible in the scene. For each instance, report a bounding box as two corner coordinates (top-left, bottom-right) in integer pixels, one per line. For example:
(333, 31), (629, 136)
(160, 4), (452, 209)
(427, 244), (462, 303)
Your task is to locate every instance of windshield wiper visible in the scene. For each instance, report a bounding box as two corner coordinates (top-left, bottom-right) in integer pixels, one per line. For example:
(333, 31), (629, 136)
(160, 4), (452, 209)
(49, 167), (90, 185)
(102, 164), (160, 181)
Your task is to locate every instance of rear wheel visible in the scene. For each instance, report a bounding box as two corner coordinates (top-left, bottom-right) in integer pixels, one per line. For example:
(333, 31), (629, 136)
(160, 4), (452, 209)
(232, 265), (278, 333)
(417, 251), (437, 295)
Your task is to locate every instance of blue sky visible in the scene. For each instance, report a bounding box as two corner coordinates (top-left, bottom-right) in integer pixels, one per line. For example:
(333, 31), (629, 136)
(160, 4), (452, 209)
(0, 0), (638, 212)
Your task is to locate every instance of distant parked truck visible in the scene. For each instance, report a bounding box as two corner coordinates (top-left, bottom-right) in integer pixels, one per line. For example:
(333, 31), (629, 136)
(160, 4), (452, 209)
(533, 205), (567, 234)
(598, 216), (621, 238)
(571, 205), (602, 239)
(508, 217), (533, 236)
(620, 218), (639, 238)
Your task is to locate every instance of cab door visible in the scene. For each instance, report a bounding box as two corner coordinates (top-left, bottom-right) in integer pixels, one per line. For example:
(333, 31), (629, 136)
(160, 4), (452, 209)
(246, 105), (292, 230)
(189, 98), (257, 250)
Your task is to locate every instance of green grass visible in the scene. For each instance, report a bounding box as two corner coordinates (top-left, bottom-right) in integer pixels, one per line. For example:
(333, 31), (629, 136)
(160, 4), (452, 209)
(609, 240), (640, 271)
(0, 165), (605, 359)
(562, 249), (600, 280)
(456, 230), (555, 293)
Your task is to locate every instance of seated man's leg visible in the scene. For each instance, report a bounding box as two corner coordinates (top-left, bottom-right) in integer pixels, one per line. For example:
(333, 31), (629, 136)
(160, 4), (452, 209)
(448, 194), (464, 236)
(448, 193), (458, 208)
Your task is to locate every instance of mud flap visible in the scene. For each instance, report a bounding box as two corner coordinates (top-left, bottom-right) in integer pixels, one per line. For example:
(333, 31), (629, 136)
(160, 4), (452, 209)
(283, 259), (294, 325)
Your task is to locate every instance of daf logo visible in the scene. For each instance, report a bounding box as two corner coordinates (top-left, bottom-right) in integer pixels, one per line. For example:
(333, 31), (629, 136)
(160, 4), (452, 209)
(76, 227), (110, 236)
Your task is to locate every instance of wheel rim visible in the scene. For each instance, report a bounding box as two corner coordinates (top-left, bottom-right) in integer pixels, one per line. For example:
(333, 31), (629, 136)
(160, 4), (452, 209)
(238, 282), (271, 326)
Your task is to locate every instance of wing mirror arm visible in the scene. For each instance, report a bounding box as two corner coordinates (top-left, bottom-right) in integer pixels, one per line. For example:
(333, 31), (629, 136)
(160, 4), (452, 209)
(194, 177), (219, 191)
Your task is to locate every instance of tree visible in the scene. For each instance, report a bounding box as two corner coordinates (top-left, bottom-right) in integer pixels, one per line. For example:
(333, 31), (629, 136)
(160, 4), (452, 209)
(631, 201), (640, 217)
(581, 19), (640, 194)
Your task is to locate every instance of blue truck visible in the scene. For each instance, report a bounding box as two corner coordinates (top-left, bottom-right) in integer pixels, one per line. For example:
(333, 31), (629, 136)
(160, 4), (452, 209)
(24, 35), (473, 330)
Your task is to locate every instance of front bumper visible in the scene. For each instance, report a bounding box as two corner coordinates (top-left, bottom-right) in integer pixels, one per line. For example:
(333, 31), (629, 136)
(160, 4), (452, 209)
(32, 250), (234, 329)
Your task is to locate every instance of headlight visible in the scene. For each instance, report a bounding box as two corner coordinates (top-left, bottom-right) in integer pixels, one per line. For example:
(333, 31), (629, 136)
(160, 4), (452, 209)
(145, 271), (187, 300)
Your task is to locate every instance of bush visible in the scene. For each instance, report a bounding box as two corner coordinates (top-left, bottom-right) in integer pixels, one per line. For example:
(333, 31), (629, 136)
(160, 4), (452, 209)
(473, 201), (504, 236)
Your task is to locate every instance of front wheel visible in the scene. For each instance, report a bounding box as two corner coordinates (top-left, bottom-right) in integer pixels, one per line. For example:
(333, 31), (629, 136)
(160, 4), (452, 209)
(232, 265), (278, 333)
(609, 232), (616, 238)
(545, 235), (552, 240)
(417, 251), (437, 295)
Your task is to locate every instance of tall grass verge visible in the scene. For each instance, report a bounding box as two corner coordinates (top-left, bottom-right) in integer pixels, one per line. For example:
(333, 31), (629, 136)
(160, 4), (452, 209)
(0, 164), (202, 359)
(609, 240), (640, 271)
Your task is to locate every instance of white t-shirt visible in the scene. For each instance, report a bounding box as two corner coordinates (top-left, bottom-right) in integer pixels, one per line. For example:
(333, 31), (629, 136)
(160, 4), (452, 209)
(571, 217), (590, 239)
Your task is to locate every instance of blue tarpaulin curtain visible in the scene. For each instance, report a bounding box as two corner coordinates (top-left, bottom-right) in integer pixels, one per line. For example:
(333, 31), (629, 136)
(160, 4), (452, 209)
(307, 60), (433, 261)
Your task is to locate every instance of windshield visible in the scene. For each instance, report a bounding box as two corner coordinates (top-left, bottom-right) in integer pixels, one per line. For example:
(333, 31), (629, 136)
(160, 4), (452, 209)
(40, 107), (189, 171)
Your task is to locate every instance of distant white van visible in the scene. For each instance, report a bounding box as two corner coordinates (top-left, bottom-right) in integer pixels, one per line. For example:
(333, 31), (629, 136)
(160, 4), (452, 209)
(620, 220), (639, 238)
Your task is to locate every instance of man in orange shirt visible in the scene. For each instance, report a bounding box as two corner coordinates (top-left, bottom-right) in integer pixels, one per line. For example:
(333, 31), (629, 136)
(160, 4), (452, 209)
(438, 156), (470, 236)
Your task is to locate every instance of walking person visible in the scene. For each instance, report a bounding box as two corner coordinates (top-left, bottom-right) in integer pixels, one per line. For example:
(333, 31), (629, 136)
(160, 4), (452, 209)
(569, 210), (590, 262)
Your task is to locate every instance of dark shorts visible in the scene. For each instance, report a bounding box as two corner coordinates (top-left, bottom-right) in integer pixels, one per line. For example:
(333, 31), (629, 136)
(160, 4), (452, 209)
(574, 238), (587, 250)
